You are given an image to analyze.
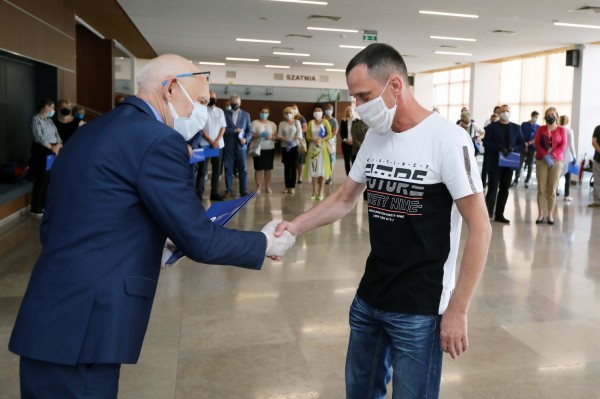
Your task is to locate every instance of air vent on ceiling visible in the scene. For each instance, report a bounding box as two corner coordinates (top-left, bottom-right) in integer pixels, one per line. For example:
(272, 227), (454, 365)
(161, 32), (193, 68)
(437, 45), (460, 49)
(569, 5), (600, 13)
(488, 29), (518, 36)
(226, 70), (236, 78)
(401, 54), (416, 58)
(274, 73), (284, 81)
(307, 15), (342, 21)
(272, 47), (294, 51)
(319, 75), (329, 83)
(286, 34), (313, 39)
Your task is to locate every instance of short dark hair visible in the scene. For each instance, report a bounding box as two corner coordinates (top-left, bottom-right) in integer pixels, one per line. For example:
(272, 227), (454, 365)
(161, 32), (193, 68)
(36, 98), (54, 113)
(346, 43), (408, 85)
(531, 111), (539, 117)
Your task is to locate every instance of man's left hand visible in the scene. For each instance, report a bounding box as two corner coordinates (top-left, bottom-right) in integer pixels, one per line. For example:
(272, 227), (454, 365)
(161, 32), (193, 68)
(440, 307), (468, 359)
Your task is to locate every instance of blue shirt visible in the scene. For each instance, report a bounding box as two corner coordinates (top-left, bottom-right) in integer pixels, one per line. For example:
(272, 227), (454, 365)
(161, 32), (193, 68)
(520, 121), (539, 151)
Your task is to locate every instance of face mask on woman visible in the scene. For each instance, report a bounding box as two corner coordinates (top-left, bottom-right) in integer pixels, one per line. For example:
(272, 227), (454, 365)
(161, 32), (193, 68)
(260, 112), (269, 120)
(285, 113), (293, 120)
(313, 111), (323, 120)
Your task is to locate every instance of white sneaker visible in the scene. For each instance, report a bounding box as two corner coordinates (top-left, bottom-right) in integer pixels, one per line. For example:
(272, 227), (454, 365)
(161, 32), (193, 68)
(565, 196), (573, 201)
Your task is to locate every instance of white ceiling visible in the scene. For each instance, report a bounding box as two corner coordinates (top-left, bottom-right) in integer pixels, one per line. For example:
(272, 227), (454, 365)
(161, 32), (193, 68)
(117, 0), (600, 73)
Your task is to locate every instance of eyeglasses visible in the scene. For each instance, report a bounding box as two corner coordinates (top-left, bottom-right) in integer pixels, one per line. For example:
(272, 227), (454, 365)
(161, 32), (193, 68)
(162, 71), (210, 86)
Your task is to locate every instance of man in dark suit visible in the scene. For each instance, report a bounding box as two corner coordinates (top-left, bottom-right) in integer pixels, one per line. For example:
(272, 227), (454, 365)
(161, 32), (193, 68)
(482, 104), (525, 224)
(9, 54), (293, 398)
(223, 95), (253, 197)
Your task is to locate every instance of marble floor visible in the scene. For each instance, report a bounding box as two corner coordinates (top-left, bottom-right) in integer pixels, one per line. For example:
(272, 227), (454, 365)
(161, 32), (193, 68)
(1, 160), (600, 399)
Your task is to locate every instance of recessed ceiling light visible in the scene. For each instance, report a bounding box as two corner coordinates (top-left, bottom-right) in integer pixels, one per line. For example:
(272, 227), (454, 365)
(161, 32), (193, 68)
(273, 51), (311, 56)
(307, 26), (359, 33)
(226, 57), (260, 62)
(430, 35), (477, 42)
(198, 61), (226, 66)
(265, 65), (291, 69)
(554, 21), (600, 29)
(419, 10), (479, 18)
(267, 0), (328, 4)
(434, 51), (472, 56)
(236, 38), (282, 44)
(339, 44), (366, 49)
(303, 61), (334, 66)
(325, 68), (345, 72)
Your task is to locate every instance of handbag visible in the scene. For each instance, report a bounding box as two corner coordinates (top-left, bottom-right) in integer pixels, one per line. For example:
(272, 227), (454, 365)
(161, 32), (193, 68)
(326, 139), (335, 154)
(248, 138), (263, 157)
(498, 152), (520, 169)
(567, 161), (579, 175)
(298, 137), (307, 154)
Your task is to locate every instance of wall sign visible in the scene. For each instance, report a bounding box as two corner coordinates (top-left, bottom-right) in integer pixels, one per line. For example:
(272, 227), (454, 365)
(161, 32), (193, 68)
(286, 74), (317, 81)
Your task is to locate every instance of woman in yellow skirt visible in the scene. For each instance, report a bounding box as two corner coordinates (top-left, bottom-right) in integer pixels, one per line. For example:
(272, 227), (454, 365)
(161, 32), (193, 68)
(304, 106), (332, 200)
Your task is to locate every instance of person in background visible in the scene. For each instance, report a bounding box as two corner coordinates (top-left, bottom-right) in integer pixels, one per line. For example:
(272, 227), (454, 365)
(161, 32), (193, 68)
(304, 106), (332, 201)
(589, 124), (600, 208)
(484, 106), (501, 127)
(458, 110), (484, 154)
(456, 106), (474, 125)
(292, 104), (308, 184)
(114, 94), (126, 108)
(251, 106), (277, 194)
(340, 106), (356, 175)
(54, 99), (83, 145)
(10, 55), (295, 399)
(323, 103), (338, 185)
(534, 107), (567, 224)
(197, 90), (226, 201)
(277, 107), (302, 194)
(73, 104), (86, 125)
(482, 104), (524, 224)
(558, 115), (577, 201)
(223, 94), (252, 197)
(29, 99), (62, 217)
(273, 43), (491, 399)
(481, 106), (501, 189)
(514, 111), (539, 188)
(350, 113), (369, 200)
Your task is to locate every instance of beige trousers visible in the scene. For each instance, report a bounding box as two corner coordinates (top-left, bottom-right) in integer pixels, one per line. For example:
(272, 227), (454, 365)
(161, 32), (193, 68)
(536, 159), (563, 215)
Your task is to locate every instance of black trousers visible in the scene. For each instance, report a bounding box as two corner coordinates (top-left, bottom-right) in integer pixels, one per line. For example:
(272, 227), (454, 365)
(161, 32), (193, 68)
(486, 167), (514, 218)
(564, 172), (572, 196)
(481, 152), (489, 187)
(282, 146), (299, 189)
(514, 150), (535, 183)
(31, 171), (49, 213)
(342, 142), (354, 175)
(20, 357), (121, 399)
(195, 149), (222, 198)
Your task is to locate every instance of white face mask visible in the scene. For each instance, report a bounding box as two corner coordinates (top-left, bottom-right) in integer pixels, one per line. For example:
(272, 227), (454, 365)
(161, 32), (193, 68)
(167, 82), (208, 141)
(355, 79), (397, 133)
(285, 113), (293, 120)
(313, 111), (323, 120)
(500, 111), (510, 122)
(292, 108), (298, 116)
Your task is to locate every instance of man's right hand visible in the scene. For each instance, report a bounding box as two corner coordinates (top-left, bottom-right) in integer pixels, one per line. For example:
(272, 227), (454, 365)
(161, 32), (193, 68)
(262, 220), (297, 259)
(501, 147), (510, 157)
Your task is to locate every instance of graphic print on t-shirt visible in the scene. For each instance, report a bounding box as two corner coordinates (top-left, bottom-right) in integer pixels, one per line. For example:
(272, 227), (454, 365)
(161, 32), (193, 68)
(365, 159), (430, 220)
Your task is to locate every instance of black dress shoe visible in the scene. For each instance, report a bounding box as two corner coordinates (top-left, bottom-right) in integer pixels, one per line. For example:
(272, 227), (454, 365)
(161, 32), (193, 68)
(210, 193), (224, 201)
(535, 218), (545, 224)
(240, 192), (249, 197)
(494, 216), (510, 224)
(547, 219), (555, 225)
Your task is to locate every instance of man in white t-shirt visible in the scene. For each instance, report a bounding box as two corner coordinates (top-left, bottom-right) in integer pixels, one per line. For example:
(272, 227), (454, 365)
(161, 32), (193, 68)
(196, 91), (226, 201)
(272, 43), (491, 398)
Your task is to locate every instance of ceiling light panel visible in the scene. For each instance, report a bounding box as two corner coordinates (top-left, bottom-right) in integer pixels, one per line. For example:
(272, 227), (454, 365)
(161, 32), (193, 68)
(198, 61), (226, 65)
(265, 65), (291, 69)
(430, 35), (476, 42)
(419, 10), (479, 18)
(434, 51), (472, 56)
(267, 0), (328, 4)
(554, 22), (600, 29)
(325, 68), (345, 72)
(339, 44), (366, 49)
(303, 61), (334, 66)
(273, 51), (311, 56)
(307, 26), (359, 33)
(236, 38), (281, 43)
(226, 57), (260, 62)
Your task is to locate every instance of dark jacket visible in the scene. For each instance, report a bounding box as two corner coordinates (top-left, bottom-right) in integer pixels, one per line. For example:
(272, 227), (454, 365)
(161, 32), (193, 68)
(483, 121), (524, 173)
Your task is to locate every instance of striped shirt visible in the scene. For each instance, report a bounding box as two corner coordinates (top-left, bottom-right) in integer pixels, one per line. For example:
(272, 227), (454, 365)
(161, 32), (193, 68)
(32, 114), (61, 146)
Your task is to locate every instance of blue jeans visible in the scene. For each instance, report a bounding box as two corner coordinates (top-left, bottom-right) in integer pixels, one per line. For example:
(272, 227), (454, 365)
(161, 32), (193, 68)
(345, 295), (443, 399)
(223, 146), (248, 194)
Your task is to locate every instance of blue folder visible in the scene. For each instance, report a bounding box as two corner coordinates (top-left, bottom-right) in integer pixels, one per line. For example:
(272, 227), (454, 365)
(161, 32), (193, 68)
(567, 161), (580, 175)
(498, 152), (520, 169)
(473, 139), (482, 154)
(46, 154), (55, 171)
(189, 147), (221, 164)
(165, 191), (256, 265)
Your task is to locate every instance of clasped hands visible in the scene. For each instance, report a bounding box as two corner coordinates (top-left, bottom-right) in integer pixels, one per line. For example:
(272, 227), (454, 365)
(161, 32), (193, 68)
(261, 220), (300, 260)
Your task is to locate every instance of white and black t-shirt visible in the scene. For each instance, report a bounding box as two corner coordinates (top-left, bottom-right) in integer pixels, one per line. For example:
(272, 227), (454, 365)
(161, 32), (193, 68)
(349, 112), (483, 315)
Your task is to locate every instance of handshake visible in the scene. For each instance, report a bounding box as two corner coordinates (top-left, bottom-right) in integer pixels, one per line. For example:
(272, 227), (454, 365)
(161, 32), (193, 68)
(261, 219), (299, 259)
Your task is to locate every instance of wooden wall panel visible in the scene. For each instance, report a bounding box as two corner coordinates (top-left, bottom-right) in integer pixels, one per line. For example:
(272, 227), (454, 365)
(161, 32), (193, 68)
(58, 69), (77, 102)
(0, 0), (76, 71)
(9, 0), (75, 37)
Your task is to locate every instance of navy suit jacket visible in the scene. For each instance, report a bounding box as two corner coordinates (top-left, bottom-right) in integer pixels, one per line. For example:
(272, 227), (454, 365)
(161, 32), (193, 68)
(483, 121), (524, 173)
(224, 109), (252, 150)
(9, 97), (266, 365)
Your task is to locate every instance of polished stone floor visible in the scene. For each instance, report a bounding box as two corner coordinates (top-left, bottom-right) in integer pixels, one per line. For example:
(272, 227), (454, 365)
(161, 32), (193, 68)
(1, 160), (600, 399)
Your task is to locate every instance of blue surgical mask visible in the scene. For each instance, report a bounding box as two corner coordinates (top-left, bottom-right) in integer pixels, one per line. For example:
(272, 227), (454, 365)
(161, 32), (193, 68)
(325, 109), (333, 116)
(47, 110), (55, 118)
(260, 112), (268, 120)
(167, 82), (208, 141)
(75, 113), (84, 119)
(226, 105), (232, 112)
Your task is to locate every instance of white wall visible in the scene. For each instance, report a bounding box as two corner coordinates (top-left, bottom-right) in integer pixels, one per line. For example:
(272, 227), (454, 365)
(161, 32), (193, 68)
(413, 72), (434, 110)
(571, 44), (600, 161)
(470, 62), (501, 127)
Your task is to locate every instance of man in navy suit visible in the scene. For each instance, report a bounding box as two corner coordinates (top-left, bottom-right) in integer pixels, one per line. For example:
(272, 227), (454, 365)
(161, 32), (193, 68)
(9, 54), (294, 398)
(223, 94), (252, 197)
(482, 104), (525, 224)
